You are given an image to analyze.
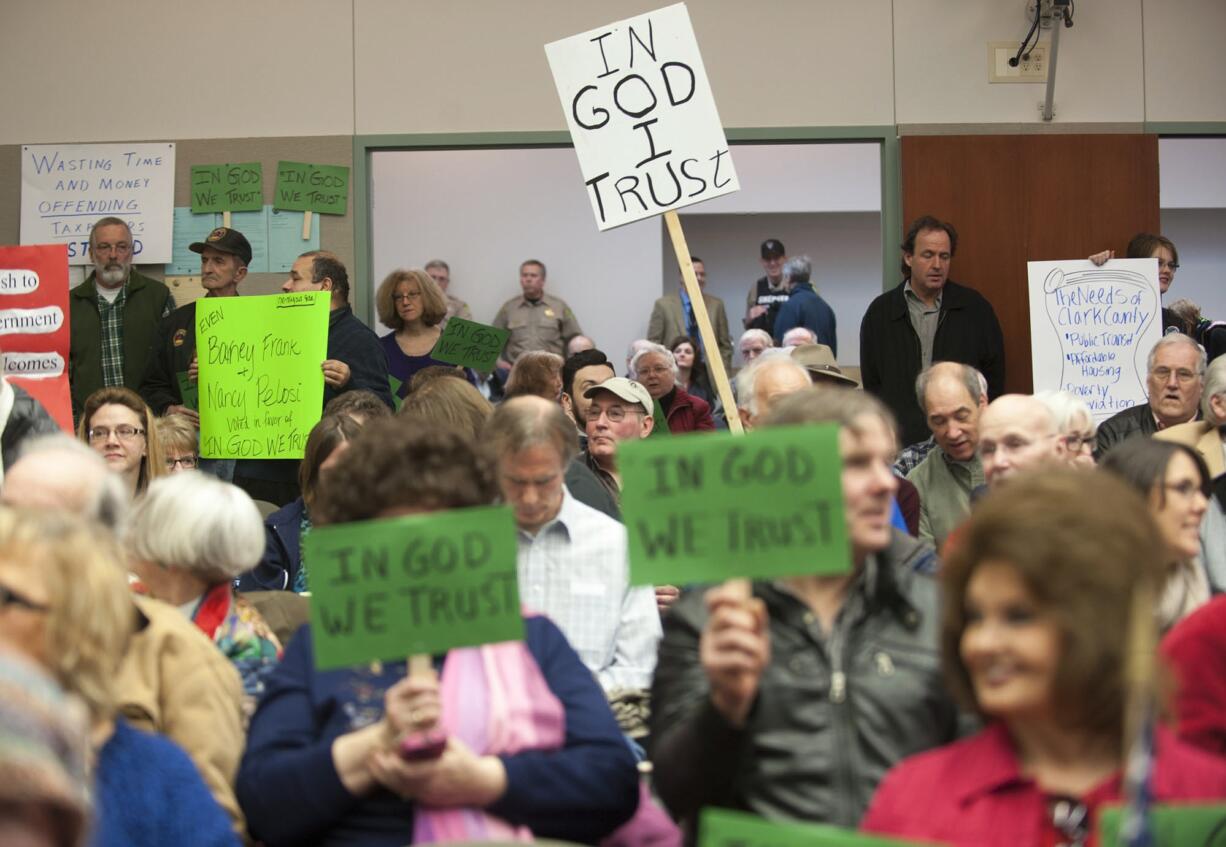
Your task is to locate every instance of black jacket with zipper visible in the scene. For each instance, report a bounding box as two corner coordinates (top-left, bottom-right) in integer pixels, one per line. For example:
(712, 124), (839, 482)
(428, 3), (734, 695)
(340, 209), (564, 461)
(859, 280), (1006, 446)
(649, 530), (962, 838)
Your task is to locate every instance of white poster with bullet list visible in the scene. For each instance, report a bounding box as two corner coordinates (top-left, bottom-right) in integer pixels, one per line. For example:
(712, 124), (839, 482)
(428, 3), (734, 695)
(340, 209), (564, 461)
(545, 3), (739, 231)
(1028, 258), (1162, 422)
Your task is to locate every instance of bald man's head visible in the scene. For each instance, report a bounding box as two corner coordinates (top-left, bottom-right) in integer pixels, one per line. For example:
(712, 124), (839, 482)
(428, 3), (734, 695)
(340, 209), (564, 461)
(737, 354), (812, 430)
(978, 395), (1066, 488)
(0, 436), (129, 529)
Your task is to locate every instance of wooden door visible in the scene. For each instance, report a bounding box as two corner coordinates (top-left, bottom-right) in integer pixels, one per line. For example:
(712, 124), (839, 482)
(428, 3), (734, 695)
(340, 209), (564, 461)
(901, 134), (1160, 393)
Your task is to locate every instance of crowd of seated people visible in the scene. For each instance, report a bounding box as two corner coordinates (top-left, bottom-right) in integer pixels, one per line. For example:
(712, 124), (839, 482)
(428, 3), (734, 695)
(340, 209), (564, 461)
(0, 213), (1223, 845)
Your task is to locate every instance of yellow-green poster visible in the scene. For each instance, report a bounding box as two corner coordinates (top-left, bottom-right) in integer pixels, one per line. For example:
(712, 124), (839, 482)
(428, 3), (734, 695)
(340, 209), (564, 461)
(197, 291), (329, 459)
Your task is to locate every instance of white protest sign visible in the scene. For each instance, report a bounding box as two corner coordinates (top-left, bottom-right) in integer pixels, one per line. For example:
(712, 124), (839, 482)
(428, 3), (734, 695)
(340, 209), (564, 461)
(21, 143), (176, 266)
(546, 3), (738, 231)
(1028, 258), (1162, 421)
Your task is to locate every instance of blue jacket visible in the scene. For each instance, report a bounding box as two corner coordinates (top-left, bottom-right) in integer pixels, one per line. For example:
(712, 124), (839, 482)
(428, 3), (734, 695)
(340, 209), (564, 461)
(93, 719), (238, 847)
(237, 617), (639, 846)
(774, 283), (838, 354)
(238, 498), (305, 592)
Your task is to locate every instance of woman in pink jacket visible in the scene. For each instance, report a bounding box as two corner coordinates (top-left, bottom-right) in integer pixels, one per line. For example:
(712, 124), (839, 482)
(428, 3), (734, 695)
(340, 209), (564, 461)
(863, 469), (1226, 847)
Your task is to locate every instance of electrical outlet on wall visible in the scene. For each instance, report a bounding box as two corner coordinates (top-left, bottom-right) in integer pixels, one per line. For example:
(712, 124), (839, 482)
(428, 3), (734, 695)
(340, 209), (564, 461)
(988, 41), (1049, 83)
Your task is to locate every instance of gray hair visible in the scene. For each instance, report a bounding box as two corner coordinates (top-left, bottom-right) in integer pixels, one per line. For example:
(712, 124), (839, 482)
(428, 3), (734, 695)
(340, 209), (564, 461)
(88, 216), (132, 250)
(1034, 390), (1094, 434)
(782, 255), (812, 288)
(423, 258), (449, 273)
(630, 342), (678, 380)
(738, 328), (774, 350)
(14, 435), (129, 531)
(126, 472), (263, 584)
(781, 327), (817, 347)
(735, 349), (810, 415)
(914, 362), (986, 413)
(483, 396), (579, 466)
(1202, 355), (1226, 426)
(625, 338), (654, 369)
(1147, 333), (1206, 376)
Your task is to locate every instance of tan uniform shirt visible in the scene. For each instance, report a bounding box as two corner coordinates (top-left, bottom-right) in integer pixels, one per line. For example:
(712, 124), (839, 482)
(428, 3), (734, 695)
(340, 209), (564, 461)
(441, 293), (472, 329)
(492, 292), (583, 362)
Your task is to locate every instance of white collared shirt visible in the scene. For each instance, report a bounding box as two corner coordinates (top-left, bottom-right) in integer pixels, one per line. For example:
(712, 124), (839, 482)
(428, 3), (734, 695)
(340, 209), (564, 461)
(516, 487), (661, 693)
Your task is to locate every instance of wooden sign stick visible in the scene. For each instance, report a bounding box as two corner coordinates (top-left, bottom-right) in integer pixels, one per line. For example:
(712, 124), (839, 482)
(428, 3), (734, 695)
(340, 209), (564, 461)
(222, 210), (232, 229)
(302, 210), (313, 240)
(664, 210), (742, 436)
(408, 653), (432, 679)
(664, 210), (750, 601)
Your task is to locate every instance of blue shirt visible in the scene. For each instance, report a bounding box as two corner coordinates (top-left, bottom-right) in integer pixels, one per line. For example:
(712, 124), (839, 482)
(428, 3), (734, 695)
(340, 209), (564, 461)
(773, 284), (838, 354)
(237, 617), (638, 846)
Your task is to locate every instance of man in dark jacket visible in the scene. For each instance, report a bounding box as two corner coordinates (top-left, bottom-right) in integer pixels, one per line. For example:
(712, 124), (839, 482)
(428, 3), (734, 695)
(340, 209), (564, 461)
(233, 251), (392, 505)
(773, 255), (837, 355)
(69, 217), (175, 422)
(859, 216), (1005, 446)
(650, 388), (958, 837)
(140, 226), (253, 419)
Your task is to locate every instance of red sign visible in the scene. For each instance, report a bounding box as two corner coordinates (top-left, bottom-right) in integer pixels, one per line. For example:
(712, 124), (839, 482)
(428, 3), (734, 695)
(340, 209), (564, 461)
(0, 244), (72, 431)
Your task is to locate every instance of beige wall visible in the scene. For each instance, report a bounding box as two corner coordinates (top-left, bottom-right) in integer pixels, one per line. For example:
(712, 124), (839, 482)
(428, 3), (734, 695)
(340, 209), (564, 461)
(3, 0), (1221, 146)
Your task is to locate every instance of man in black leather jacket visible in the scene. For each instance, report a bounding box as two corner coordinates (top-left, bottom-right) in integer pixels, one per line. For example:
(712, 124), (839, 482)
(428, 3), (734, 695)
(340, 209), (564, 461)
(650, 388), (962, 837)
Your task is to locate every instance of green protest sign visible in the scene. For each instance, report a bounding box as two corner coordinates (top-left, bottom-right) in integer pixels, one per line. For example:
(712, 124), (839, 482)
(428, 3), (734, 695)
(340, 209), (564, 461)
(700, 808), (944, 846)
(1099, 803), (1226, 846)
(304, 505), (524, 670)
(619, 424), (849, 586)
(429, 317), (510, 372)
(196, 292), (329, 459)
(176, 371), (198, 411)
(190, 163), (263, 213)
(274, 160), (350, 215)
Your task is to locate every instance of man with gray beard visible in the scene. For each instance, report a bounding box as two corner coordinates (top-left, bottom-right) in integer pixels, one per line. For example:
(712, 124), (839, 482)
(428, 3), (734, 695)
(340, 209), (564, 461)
(68, 216), (174, 422)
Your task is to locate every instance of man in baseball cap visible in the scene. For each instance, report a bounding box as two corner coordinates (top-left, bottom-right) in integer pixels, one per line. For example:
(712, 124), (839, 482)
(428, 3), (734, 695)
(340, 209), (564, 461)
(139, 227), (253, 435)
(578, 377), (654, 507)
(744, 237), (790, 336)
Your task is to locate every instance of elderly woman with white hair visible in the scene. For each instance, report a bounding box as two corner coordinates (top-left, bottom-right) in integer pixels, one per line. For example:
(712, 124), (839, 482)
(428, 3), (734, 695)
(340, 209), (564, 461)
(1033, 389), (1097, 469)
(127, 473), (282, 714)
(630, 341), (714, 434)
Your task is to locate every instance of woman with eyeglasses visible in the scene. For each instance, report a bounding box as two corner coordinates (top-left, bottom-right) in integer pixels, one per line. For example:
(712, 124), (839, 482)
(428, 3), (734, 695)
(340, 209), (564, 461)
(78, 386), (165, 497)
(155, 412), (199, 474)
(1101, 438), (1212, 630)
(630, 341), (714, 434)
(863, 470), (1226, 846)
(376, 269), (469, 405)
(1090, 233), (1185, 334)
(1034, 390), (1097, 469)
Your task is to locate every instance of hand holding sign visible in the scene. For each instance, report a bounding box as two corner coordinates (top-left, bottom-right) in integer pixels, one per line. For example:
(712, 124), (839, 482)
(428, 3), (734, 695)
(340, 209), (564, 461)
(701, 584), (771, 728)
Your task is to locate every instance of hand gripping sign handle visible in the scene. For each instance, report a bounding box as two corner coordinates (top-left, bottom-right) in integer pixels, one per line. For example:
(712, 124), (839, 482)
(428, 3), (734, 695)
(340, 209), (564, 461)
(664, 211), (750, 601)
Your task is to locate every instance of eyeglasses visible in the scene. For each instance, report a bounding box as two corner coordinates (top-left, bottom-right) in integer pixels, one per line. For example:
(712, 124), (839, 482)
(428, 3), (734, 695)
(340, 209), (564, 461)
(594, 405), (646, 423)
(1157, 260), (1180, 272)
(166, 455), (198, 470)
(1165, 480), (1208, 499)
(637, 366), (672, 377)
(1151, 366), (1199, 384)
(87, 425), (145, 443)
(1063, 434), (1096, 453)
(0, 584), (49, 614)
(392, 291), (422, 302)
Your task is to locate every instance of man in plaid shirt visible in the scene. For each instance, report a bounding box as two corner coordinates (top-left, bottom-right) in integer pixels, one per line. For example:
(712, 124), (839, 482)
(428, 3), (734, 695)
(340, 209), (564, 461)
(68, 217), (174, 422)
